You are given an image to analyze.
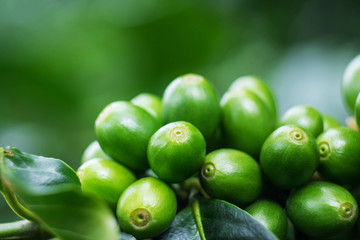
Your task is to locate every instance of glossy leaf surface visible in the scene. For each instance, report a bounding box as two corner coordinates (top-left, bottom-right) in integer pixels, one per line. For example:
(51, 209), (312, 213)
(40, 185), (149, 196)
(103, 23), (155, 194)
(161, 198), (278, 240)
(0, 147), (118, 240)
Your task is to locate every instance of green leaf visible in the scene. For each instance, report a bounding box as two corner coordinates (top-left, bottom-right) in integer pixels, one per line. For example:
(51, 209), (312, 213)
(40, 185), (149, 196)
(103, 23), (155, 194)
(160, 198), (278, 240)
(0, 147), (119, 240)
(1, 147), (80, 194)
(22, 187), (119, 240)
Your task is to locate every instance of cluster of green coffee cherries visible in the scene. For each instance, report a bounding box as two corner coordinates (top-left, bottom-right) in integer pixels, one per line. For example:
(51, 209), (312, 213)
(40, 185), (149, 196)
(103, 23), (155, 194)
(77, 55), (360, 240)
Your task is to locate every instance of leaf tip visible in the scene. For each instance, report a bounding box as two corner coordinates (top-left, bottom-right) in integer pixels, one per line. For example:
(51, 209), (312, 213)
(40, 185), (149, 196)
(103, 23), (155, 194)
(4, 150), (14, 157)
(3, 147), (23, 158)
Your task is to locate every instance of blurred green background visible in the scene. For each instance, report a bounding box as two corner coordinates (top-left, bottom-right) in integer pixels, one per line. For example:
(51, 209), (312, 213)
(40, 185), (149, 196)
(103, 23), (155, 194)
(1, 0), (360, 222)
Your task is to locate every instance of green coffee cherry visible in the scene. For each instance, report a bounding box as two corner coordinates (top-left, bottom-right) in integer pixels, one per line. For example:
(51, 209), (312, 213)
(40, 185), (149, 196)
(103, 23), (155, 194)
(260, 125), (319, 189)
(77, 158), (136, 210)
(355, 92), (360, 129)
(278, 105), (323, 137)
(322, 114), (341, 132)
(287, 181), (358, 238)
(342, 55), (360, 113)
(117, 177), (177, 239)
(131, 93), (162, 123)
(81, 140), (111, 164)
(162, 73), (220, 142)
(199, 149), (262, 207)
(95, 101), (160, 172)
(221, 89), (274, 158)
(229, 75), (277, 125)
(245, 200), (287, 240)
(148, 121), (206, 183)
(317, 126), (360, 186)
